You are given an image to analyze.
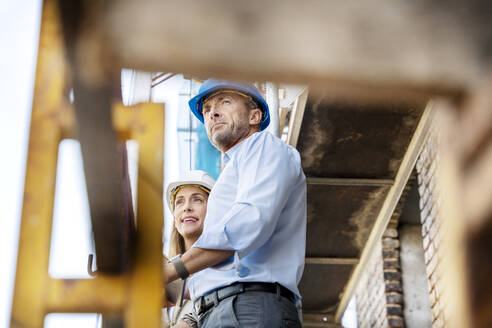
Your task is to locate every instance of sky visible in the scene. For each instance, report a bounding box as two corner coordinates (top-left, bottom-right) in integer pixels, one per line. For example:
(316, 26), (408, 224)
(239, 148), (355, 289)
(0, 2), (356, 327)
(0, 1), (43, 327)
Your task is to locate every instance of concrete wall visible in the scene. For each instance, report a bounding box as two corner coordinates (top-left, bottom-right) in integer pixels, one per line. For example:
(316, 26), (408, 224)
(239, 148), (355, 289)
(399, 224), (432, 328)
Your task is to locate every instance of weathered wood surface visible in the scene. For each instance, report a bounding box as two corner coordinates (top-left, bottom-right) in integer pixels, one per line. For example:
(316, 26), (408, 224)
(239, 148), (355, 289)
(440, 76), (492, 328)
(99, 0), (492, 102)
(458, 78), (492, 227)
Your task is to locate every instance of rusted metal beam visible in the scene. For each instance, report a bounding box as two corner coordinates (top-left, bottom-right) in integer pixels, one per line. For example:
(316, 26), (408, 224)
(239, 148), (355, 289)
(74, 93), (135, 274)
(57, 0), (135, 273)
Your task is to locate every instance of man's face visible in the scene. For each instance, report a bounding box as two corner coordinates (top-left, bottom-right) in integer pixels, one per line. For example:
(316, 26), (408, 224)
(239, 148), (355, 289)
(202, 92), (257, 152)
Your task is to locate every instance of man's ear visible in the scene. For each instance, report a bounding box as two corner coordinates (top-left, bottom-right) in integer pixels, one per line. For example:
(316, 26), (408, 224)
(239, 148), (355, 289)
(249, 109), (262, 126)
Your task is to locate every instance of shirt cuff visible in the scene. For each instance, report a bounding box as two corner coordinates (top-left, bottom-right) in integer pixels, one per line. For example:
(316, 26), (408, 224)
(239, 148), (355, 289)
(193, 203), (248, 251)
(193, 223), (234, 251)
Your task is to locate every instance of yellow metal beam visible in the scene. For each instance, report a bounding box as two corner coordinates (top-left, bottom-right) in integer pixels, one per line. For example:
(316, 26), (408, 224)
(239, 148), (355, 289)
(10, 0), (67, 326)
(46, 277), (126, 314)
(10, 1), (165, 326)
(124, 103), (165, 328)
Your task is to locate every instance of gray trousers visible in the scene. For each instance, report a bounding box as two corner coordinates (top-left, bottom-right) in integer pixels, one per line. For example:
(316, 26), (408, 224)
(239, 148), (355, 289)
(198, 291), (301, 328)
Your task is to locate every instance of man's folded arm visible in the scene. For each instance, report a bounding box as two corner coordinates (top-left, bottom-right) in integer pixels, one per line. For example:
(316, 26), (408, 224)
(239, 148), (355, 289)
(164, 247), (234, 283)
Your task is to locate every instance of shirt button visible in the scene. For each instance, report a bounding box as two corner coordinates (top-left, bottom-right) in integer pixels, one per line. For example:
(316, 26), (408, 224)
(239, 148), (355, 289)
(236, 265), (249, 277)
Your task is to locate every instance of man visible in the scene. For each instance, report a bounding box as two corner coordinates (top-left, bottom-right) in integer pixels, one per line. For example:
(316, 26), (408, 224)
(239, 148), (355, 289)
(164, 79), (306, 327)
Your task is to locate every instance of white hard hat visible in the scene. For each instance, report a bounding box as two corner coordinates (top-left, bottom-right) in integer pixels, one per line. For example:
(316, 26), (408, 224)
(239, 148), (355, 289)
(166, 170), (216, 211)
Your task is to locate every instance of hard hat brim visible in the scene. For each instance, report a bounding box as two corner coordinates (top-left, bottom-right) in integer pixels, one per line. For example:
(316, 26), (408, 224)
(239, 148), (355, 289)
(166, 171), (216, 212)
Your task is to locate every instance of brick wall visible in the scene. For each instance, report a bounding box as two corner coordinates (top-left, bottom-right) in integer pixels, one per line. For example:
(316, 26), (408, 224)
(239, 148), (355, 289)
(382, 216), (404, 328)
(355, 225), (405, 328)
(356, 193), (410, 328)
(415, 118), (447, 328)
(356, 240), (388, 328)
(356, 114), (449, 328)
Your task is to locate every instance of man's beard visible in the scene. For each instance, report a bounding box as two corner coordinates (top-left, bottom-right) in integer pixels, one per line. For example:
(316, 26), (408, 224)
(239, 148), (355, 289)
(208, 120), (249, 151)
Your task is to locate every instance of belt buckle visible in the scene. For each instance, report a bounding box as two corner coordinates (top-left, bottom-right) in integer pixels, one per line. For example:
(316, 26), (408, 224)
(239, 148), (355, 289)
(194, 296), (204, 315)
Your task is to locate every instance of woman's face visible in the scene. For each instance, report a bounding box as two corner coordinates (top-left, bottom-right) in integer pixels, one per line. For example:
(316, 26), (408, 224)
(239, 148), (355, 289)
(173, 185), (208, 241)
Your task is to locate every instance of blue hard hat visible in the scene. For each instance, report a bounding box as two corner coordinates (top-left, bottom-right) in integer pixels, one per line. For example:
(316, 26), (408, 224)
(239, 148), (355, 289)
(188, 79), (270, 131)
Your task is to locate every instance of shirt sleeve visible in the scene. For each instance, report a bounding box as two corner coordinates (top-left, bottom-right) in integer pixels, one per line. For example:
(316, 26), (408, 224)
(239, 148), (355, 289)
(194, 134), (303, 259)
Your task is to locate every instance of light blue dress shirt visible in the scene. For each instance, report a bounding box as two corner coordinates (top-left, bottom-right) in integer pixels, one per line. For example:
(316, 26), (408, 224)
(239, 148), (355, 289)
(189, 130), (307, 303)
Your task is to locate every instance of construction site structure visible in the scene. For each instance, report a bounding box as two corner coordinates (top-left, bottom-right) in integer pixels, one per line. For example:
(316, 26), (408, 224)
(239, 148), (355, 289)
(10, 0), (492, 327)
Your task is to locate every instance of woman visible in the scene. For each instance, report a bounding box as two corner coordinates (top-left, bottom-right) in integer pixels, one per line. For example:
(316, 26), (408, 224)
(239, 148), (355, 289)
(163, 170), (215, 328)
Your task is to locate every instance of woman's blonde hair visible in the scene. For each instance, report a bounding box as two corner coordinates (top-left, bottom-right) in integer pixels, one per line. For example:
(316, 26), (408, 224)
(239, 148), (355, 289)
(169, 226), (186, 258)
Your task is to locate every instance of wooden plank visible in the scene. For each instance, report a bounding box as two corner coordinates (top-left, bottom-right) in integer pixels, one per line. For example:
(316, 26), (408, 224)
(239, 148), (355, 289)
(448, 77), (492, 327)
(456, 76), (492, 163)
(458, 76), (492, 226)
(307, 177), (393, 187)
(286, 88), (309, 147)
(278, 107), (289, 135)
(305, 257), (359, 265)
(334, 101), (435, 322)
(100, 0), (490, 100)
(464, 138), (492, 226)
(433, 101), (471, 328)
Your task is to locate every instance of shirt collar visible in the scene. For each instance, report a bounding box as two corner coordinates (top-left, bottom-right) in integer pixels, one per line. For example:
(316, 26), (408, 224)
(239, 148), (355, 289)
(223, 131), (261, 164)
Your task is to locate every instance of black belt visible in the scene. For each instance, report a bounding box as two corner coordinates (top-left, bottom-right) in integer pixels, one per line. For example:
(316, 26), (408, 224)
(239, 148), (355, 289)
(194, 282), (295, 315)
